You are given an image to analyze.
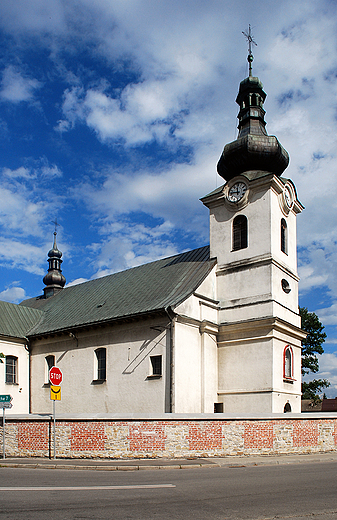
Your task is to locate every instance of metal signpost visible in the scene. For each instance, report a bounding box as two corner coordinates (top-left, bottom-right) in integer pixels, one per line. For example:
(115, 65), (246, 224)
(49, 367), (63, 459)
(0, 395), (13, 459)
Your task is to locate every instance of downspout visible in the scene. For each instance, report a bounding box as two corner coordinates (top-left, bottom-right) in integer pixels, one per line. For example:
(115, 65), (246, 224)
(24, 337), (31, 414)
(165, 307), (176, 413)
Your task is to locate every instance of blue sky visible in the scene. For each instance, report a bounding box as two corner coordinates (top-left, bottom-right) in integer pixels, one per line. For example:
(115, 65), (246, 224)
(1, 0), (337, 395)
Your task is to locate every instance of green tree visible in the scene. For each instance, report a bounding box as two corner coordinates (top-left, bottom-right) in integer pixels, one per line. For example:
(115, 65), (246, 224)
(0, 353), (4, 363)
(300, 307), (330, 400)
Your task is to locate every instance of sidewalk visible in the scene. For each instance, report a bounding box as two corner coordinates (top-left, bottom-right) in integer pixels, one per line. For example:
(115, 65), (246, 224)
(1, 451), (337, 471)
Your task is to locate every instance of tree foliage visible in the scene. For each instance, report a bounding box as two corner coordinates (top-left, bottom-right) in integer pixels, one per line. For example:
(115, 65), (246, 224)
(300, 307), (330, 400)
(0, 353), (4, 363)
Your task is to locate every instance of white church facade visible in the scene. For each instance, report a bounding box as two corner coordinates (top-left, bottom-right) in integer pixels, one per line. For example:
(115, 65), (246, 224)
(0, 65), (306, 415)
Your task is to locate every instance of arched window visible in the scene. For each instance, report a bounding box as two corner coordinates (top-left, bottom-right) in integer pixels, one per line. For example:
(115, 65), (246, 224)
(233, 215), (248, 251)
(284, 402), (292, 413)
(283, 346), (293, 379)
(95, 348), (106, 381)
(45, 355), (55, 383)
(281, 218), (287, 254)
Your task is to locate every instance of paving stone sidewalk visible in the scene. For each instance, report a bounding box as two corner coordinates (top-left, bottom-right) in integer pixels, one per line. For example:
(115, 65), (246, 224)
(1, 451), (337, 471)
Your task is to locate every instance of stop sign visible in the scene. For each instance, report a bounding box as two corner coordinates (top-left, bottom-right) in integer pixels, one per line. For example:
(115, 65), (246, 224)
(49, 366), (63, 386)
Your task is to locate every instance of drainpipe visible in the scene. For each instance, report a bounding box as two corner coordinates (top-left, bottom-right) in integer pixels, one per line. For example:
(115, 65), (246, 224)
(165, 307), (176, 413)
(24, 338), (31, 414)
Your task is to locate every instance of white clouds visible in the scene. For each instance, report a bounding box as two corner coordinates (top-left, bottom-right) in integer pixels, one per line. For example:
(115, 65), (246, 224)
(0, 285), (26, 304)
(0, 66), (41, 103)
(0, 0), (337, 318)
(93, 221), (180, 278)
(2, 167), (33, 180)
(0, 238), (45, 275)
(315, 303), (337, 326)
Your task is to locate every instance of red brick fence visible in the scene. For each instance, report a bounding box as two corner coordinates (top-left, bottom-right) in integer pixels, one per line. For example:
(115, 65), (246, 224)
(2, 415), (337, 459)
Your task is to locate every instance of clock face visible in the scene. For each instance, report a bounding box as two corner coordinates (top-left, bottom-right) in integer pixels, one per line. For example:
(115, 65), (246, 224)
(228, 182), (247, 203)
(284, 186), (292, 208)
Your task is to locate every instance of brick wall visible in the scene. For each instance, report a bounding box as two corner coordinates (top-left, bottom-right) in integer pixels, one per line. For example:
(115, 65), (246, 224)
(2, 416), (337, 459)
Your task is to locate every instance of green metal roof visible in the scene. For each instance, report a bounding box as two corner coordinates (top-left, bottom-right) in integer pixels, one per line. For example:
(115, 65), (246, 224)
(20, 246), (216, 337)
(0, 301), (43, 340)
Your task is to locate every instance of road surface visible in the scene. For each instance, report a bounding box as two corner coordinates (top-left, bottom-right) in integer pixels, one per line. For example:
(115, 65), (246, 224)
(0, 461), (336, 519)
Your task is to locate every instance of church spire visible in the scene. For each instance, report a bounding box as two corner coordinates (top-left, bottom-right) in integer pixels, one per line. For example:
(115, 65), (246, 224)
(43, 224), (66, 298)
(217, 29), (289, 181)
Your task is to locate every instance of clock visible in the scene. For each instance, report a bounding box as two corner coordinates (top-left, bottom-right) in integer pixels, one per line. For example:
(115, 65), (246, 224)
(284, 186), (292, 208)
(227, 182), (247, 203)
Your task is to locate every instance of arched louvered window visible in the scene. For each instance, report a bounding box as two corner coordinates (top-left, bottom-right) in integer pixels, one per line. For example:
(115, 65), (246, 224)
(281, 218), (288, 254)
(233, 215), (248, 251)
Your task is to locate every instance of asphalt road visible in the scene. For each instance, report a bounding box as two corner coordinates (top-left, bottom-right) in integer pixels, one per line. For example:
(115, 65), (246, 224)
(0, 461), (336, 519)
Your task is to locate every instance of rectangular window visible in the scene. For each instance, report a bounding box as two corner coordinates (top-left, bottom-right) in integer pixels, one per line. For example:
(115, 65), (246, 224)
(150, 355), (162, 376)
(95, 348), (106, 381)
(5, 356), (17, 384)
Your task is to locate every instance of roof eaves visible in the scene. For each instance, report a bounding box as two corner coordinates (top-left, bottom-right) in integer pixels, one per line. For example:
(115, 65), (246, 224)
(28, 308), (169, 339)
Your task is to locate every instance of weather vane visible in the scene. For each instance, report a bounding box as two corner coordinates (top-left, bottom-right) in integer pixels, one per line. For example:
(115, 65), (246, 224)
(242, 24), (257, 77)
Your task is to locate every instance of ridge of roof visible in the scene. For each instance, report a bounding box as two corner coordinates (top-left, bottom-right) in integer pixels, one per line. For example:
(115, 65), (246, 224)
(21, 245), (216, 337)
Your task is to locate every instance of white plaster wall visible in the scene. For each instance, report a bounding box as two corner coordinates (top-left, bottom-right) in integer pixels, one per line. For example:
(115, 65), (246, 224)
(218, 338), (273, 394)
(272, 391), (301, 413)
(172, 319), (218, 413)
(0, 338), (29, 414)
(30, 317), (170, 415)
(202, 330), (218, 412)
(173, 321), (202, 413)
(271, 263), (299, 316)
(219, 390), (273, 414)
(217, 263), (271, 307)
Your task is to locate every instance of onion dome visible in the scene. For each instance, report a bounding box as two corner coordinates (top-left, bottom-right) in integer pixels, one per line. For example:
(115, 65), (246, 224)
(43, 231), (66, 298)
(217, 35), (289, 181)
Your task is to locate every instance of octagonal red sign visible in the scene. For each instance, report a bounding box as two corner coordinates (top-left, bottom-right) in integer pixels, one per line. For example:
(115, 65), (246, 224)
(49, 366), (63, 386)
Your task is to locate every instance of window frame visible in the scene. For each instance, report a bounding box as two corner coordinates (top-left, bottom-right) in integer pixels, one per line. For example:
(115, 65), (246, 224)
(281, 218), (288, 255)
(45, 355), (55, 384)
(232, 215), (248, 251)
(147, 355), (162, 379)
(5, 355), (18, 384)
(283, 345), (294, 381)
(94, 348), (106, 382)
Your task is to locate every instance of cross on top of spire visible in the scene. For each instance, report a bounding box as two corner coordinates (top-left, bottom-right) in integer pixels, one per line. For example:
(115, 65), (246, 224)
(242, 24), (257, 77)
(51, 218), (59, 234)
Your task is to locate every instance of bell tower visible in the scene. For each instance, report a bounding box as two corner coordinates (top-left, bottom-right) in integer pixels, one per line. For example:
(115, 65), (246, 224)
(202, 30), (305, 413)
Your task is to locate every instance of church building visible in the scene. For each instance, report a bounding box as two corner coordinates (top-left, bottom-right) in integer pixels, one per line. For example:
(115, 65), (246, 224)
(0, 58), (305, 415)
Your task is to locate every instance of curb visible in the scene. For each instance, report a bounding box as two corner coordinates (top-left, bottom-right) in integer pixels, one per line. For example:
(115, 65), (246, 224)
(1, 452), (337, 472)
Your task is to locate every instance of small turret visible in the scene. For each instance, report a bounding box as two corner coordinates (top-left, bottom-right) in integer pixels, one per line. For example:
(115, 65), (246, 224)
(43, 231), (66, 298)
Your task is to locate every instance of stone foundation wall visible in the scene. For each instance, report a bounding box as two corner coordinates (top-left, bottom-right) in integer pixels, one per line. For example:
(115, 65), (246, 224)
(1, 415), (337, 459)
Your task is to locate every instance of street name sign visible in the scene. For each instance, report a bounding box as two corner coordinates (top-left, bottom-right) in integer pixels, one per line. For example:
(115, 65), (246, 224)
(0, 395), (12, 403)
(49, 366), (63, 386)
